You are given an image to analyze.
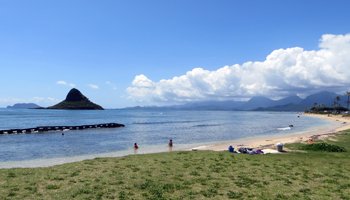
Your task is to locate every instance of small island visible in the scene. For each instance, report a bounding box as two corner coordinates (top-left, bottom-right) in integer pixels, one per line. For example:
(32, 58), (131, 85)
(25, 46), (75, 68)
(47, 88), (104, 110)
(7, 103), (42, 109)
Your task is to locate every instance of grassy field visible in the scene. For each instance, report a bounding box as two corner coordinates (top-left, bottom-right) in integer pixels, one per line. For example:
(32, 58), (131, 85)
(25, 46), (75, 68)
(1, 131), (350, 200)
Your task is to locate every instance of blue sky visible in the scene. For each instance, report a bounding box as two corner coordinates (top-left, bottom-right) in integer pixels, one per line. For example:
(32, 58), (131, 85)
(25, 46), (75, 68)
(0, 0), (350, 108)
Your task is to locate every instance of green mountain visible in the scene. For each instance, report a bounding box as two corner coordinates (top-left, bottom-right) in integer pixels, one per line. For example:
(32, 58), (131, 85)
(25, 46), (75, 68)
(255, 91), (348, 111)
(48, 88), (103, 110)
(125, 91), (348, 112)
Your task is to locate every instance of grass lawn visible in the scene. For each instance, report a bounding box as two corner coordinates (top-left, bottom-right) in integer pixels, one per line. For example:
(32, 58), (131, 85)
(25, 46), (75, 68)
(1, 130), (350, 200)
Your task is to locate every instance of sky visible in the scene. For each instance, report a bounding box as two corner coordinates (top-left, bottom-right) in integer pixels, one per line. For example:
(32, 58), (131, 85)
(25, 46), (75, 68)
(0, 0), (350, 108)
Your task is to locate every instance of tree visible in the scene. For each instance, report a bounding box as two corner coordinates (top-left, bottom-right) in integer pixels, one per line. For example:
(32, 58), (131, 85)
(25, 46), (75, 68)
(347, 91), (350, 111)
(332, 96), (342, 114)
(335, 96), (341, 107)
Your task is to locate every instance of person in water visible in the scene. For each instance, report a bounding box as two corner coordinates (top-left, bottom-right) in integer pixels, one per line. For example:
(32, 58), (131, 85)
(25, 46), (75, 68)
(168, 139), (173, 147)
(134, 143), (139, 149)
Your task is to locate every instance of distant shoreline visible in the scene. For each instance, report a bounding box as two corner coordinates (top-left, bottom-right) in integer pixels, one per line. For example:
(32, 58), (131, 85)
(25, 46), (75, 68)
(194, 113), (350, 151)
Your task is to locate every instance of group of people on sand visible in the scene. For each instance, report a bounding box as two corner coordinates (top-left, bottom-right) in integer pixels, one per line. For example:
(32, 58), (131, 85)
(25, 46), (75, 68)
(134, 139), (173, 150)
(228, 145), (265, 154)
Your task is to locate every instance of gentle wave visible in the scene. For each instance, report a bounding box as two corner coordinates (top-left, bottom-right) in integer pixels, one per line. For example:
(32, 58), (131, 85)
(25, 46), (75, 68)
(193, 124), (222, 127)
(277, 127), (292, 131)
(133, 120), (198, 125)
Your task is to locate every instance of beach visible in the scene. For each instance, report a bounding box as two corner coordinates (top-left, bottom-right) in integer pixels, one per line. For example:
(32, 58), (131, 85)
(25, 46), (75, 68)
(1, 123), (349, 199)
(1, 114), (350, 199)
(1, 111), (349, 168)
(194, 113), (350, 151)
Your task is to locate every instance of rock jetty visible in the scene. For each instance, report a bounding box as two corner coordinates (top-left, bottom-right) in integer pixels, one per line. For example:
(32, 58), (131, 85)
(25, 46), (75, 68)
(0, 123), (125, 135)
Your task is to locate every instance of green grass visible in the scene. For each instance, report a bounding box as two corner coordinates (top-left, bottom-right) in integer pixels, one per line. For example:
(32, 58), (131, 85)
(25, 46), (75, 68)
(1, 130), (350, 199)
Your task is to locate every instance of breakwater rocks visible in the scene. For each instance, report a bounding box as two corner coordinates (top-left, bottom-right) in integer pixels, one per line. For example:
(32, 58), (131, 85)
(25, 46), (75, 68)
(0, 123), (125, 135)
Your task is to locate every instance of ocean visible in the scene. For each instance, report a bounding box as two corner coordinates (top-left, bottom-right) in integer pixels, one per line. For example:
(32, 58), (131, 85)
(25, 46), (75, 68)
(0, 109), (334, 163)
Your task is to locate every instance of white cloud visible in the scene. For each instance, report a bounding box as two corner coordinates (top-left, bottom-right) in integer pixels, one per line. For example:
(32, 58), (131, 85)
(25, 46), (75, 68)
(31, 97), (59, 103)
(56, 80), (76, 88)
(56, 80), (66, 85)
(88, 84), (99, 90)
(0, 98), (22, 104)
(127, 33), (350, 104)
(105, 81), (117, 90)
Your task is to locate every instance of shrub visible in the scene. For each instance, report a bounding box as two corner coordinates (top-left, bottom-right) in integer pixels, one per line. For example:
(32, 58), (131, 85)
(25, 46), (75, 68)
(301, 142), (346, 152)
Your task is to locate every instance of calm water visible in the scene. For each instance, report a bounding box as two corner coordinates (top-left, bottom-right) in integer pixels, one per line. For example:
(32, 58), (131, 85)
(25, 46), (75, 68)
(0, 109), (333, 162)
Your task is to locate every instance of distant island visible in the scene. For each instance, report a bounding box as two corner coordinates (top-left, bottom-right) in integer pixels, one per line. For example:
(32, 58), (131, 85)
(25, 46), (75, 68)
(7, 103), (42, 109)
(47, 88), (104, 110)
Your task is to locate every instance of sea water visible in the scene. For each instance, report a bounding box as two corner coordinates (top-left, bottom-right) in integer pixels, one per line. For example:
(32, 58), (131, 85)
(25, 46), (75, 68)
(0, 109), (335, 163)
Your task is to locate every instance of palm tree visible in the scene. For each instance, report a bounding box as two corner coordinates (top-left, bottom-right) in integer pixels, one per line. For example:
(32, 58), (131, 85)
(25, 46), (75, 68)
(333, 96), (341, 114)
(335, 96), (341, 107)
(347, 91), (350, 111)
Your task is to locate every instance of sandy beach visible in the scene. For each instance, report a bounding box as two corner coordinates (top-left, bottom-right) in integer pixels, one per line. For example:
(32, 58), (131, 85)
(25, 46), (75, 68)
(193, 113), (350, 152)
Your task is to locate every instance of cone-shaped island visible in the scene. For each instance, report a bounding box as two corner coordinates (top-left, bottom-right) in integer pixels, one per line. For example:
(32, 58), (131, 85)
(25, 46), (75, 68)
(48, 88), (104, 110)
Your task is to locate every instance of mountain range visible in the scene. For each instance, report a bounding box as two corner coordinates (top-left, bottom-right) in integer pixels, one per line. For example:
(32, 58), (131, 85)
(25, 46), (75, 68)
(127, 91), (349, 111)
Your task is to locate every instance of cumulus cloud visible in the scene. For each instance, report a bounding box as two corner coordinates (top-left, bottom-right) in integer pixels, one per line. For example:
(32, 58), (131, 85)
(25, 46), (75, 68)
(88, 84), (99, 90)
(56, 80), (76, 88)
(127, 33), (350, 103)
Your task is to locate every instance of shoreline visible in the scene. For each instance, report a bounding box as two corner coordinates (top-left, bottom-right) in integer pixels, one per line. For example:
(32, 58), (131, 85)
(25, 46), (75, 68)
(193, 113), (350, 152)
(1, 113), (349, 169)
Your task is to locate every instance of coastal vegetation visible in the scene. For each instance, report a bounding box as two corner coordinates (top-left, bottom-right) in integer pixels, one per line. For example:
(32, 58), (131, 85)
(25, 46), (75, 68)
(306, 92), (349, 114)
(0, 130), (350, 199)
(307, 105), (348, 114)
(291, 142), (347, 152)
